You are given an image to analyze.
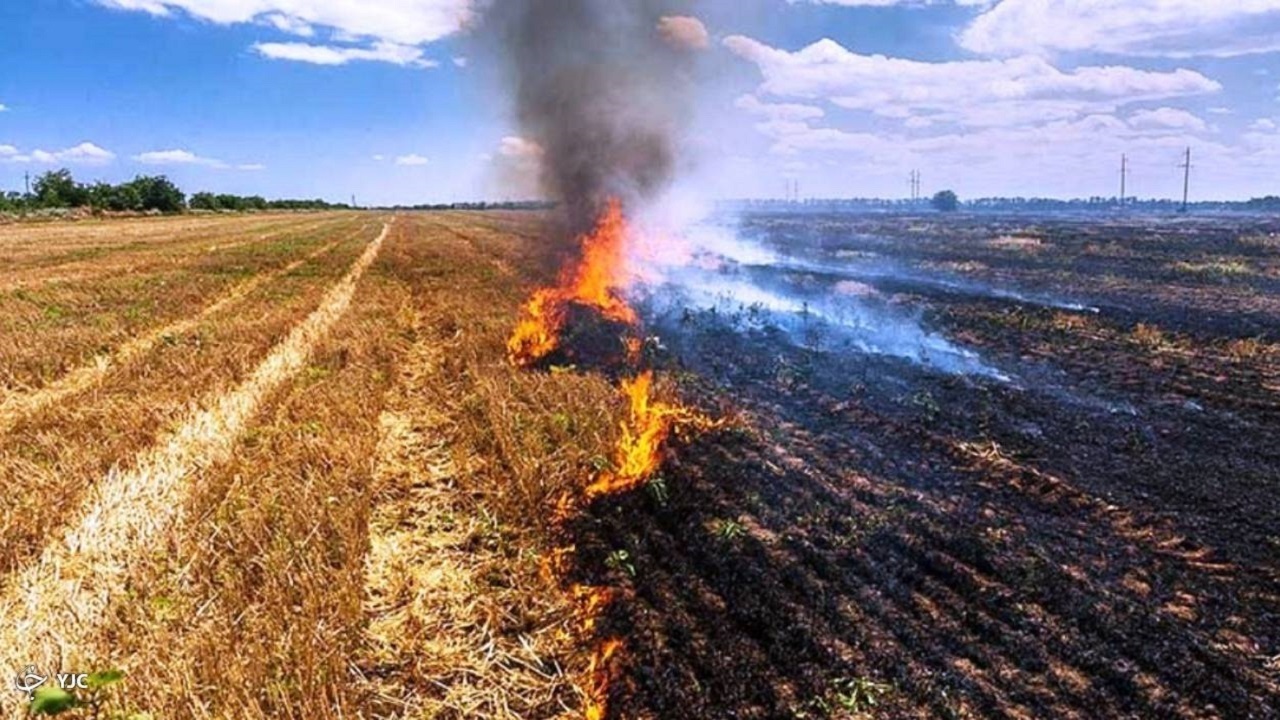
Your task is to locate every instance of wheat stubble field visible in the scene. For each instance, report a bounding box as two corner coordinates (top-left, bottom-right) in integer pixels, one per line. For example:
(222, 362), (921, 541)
(3, 211), (1277, 720)
(0, 212), (618, 719)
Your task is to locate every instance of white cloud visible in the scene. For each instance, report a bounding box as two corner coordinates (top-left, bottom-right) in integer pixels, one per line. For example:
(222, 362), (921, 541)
(237, 163), (266, 171)
(95, 0), (469, 67)
(657, 15), (710, 51)
(395, 153), (430, 166)
(2, 142), (116, 165)
(0, 104), (7, 112)
(1128, 107), (1208, 132)
(735, 94), (825, 122)
(487, 136), (543, 198)
(452, 56), (468, 67)
(94, 0), (473, 46)
(498, 136), (543, 159)
(135, 148), (228, 167)
(1250, 118), (1278, 132)
(254, 41), (436, 67)
(262, 12), (314, 37)
(961, 0), (1280, 58)
(724, 35), (1220, 128)
(372, 154), (386, 161)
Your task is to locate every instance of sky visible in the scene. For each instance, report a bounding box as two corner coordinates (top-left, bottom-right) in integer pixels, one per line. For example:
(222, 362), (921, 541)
(1, 0), (1279, 205)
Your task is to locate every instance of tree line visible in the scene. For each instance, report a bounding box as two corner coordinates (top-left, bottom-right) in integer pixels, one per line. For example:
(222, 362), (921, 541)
(0, 168), (350, 214)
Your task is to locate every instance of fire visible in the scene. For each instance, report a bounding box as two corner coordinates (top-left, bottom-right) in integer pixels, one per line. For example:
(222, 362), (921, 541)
(509, 199), (718, 720)
(584, 637), (624, 720)
(507, 199), (637, 367)
(585, 371), (712, 499)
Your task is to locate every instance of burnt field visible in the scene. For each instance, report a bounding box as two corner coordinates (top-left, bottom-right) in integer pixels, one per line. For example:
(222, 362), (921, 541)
(567, 212), (1280, 718)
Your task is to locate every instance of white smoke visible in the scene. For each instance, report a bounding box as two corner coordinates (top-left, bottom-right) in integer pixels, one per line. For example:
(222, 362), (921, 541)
(626, 203), (1009, 379)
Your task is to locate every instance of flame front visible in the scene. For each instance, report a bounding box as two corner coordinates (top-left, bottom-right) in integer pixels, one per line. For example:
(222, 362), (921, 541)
(507, 199), (637, 367)
(585, 371), (714, 499)
(509, 200), (717, 720)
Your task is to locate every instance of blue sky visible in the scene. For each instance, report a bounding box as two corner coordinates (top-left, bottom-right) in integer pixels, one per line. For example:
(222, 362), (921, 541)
(2, 0), (1279, 204)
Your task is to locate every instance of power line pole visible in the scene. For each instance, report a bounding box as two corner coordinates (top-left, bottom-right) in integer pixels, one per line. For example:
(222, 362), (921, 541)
(23, 171), (30, 197)
(1178, 147), (1192, 214)
(1119, 154), (1127, 209)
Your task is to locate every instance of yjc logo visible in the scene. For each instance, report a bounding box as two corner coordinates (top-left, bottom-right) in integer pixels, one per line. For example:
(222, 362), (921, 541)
(12, 665), (46, 699)
(12, 666), (90, 698)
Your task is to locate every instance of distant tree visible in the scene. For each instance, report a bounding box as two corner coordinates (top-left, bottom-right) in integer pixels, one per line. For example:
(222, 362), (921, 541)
(931, 189), (959, 213)
(33, 169), (90, 208)
(87, 182), (143, 212)
(189, 192), (220, 211)
(0, 191), (27, 212)
(215, 193), (245, 211)
(125, 175), (186, 212)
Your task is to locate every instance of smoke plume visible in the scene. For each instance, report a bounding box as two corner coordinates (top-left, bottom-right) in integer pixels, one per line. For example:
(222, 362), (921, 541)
(484, 0), (695, 231)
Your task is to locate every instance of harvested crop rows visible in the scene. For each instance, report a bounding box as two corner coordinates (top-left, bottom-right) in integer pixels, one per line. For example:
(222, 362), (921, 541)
(2, 211), (1276, 720)
(0, 212), (624, 720)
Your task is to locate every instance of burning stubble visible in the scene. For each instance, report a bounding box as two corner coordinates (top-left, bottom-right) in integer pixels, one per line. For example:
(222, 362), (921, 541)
(483, 0), (694, 231)
(483, 5), (714, 714)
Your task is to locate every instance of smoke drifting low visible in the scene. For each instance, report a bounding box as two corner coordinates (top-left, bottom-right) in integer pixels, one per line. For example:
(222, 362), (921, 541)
(484, 0), (695, 231)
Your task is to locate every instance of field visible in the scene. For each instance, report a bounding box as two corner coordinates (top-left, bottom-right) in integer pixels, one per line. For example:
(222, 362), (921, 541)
(1, 210), (1277, 719)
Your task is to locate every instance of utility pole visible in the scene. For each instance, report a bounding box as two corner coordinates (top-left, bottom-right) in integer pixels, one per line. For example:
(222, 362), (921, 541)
(1119, 154), (1127, 209)
(1179, 147), (1192, 214)
(23, 171), (30, 198)
(351, 193), (357, 209)
(909, 170), (922, 204)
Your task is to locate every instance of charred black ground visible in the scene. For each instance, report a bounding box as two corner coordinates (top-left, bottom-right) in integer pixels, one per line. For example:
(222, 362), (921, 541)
(561, 212), (1280, 719)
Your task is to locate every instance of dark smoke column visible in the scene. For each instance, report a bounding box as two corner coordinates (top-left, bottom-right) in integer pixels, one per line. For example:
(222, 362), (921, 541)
(484, 0), (694, 232)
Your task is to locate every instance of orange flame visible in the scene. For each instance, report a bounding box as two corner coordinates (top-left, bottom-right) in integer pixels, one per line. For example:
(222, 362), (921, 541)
(585, 371), (714, 500)
(510, 199), (719, 720)
(584, 637), (624, 720)
(508, 199), (637, 367)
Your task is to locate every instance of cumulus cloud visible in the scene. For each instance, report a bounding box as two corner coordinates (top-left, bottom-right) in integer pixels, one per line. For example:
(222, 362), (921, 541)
(735, 94), (825, 122)
(961, 0), (1280, 58)
(95, 0), (470, 66)
(1128, 107), (1208, 132)
(395, 153), (430, 166)
(486, 136), (543, 198)
(0, 104), (8, 112)
(2, 142), (116, 165)
(724, 35), (1221, 128)
(657, 15), (710, 51)
(95, 0), (473, 46)
(134, 148), (263, 169)
(498, 136), (544, 159)
(135, 148), (229, 167)
(262, 12), (314, 37)
(254, 41), (436, 67)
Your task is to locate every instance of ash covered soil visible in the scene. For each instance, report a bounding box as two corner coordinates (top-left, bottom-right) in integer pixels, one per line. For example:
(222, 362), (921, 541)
(567, 212), (1280, 719)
